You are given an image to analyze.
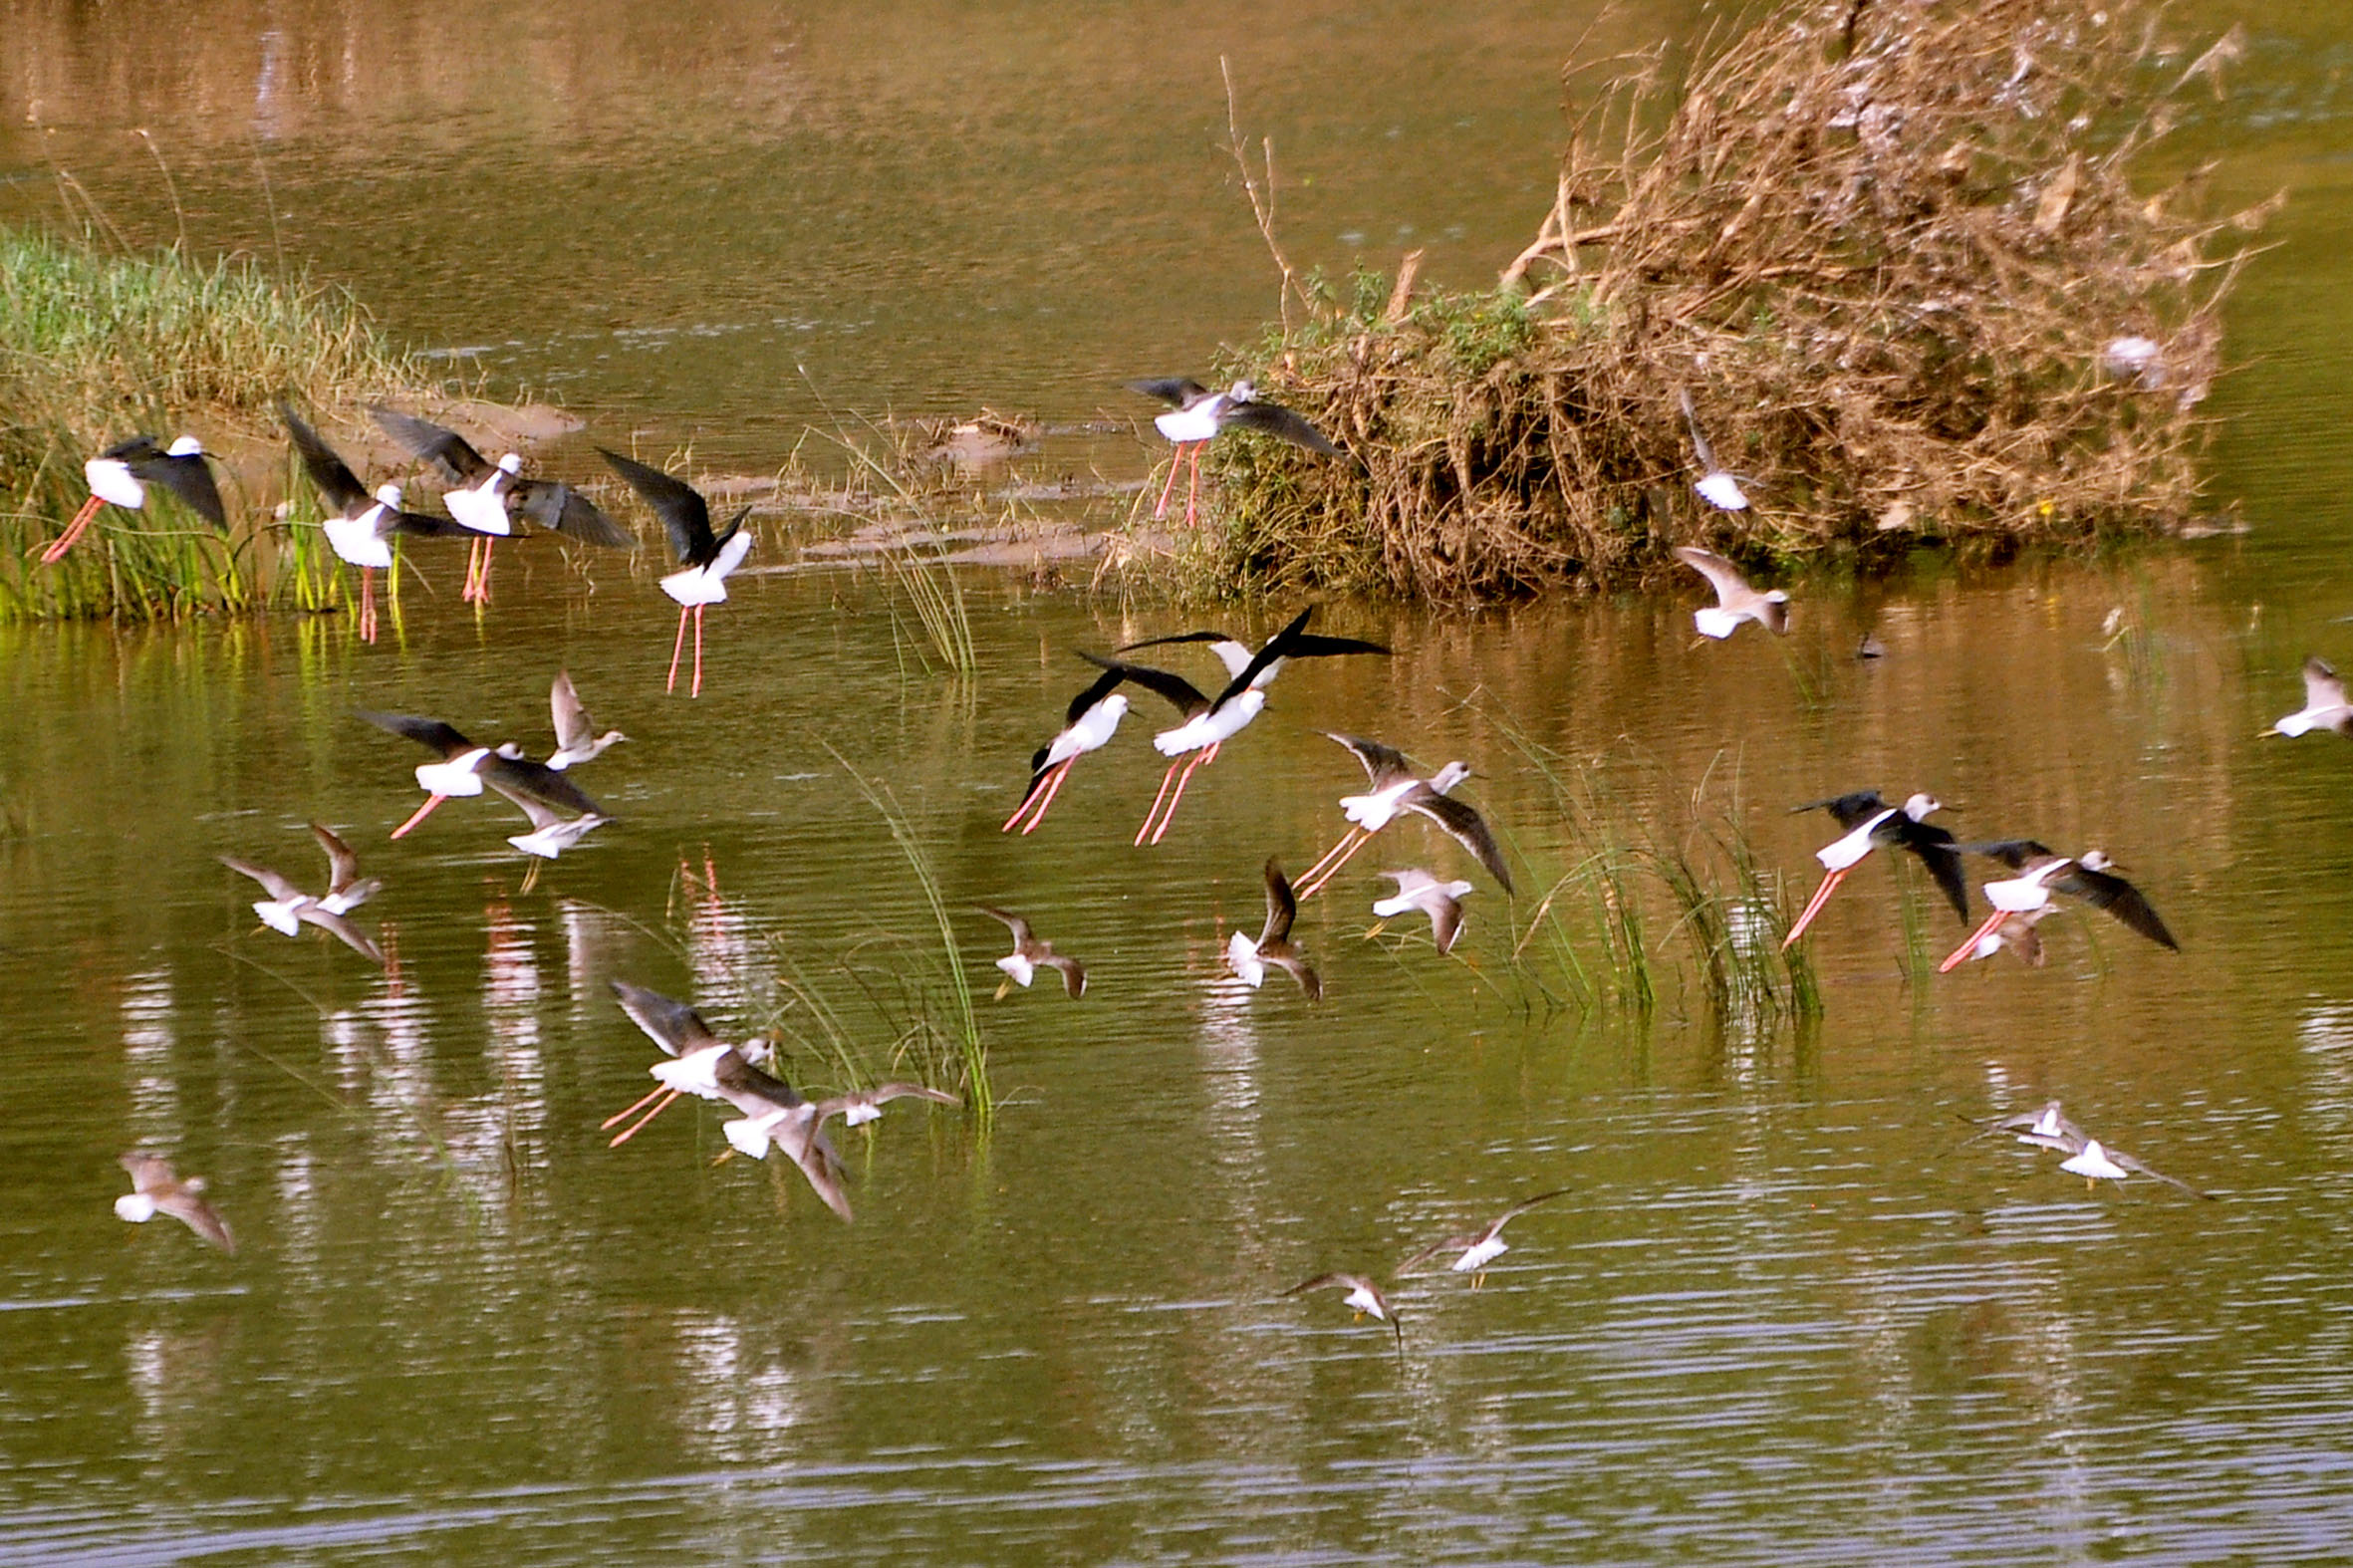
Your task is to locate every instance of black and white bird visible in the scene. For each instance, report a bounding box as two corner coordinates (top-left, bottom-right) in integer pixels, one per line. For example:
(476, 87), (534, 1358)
(1128, 378), (1342, 527)
(1001, 664), (1130, 834)
(1227, 859), (1321, 1001)
(599, 449), (753, 698)
(1089, 608), (1388, 846)
(283, 404), (469, 641)
(1293, 733), (1510, 900)
(218, 823), (387, 965)
(370, 406), (631, 603)
(976, 907), (1087, 998)
(115, 1153), (234, 1252)
(43, 435), (227, 563)
(1938, 842), (2177, 972)
(1780, 791), (1965, 947)
(356, 711), (604, 842)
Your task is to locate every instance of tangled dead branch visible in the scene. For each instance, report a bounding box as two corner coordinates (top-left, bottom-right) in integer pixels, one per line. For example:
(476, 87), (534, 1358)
(1195, 0), (2268, 604)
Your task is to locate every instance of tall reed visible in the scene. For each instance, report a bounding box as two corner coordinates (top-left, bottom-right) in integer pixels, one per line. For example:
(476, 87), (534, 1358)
(0, 224), (438, 622)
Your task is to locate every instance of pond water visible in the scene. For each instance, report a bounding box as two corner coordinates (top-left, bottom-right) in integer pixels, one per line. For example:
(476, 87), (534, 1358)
(5, 2), (2353, 1563)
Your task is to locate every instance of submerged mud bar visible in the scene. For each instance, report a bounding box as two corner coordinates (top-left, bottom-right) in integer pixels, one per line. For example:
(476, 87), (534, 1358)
(1197, 0), (2268, 604)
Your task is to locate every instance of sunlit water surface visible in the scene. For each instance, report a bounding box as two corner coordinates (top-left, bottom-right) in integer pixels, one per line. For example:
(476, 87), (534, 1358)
(5, 1), (2353, 1562)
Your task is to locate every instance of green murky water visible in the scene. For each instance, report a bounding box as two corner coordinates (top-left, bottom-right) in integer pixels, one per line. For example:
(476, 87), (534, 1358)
(5, 2), (2353, 1561)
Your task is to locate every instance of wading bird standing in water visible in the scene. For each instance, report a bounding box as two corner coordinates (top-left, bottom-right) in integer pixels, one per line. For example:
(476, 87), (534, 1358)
(283, 404), (469, 642)
(371, 406), (631, 604)
(43, 435), (226, 563)
(1128, 378), (1342, 528)
(599, 449), (752, 697)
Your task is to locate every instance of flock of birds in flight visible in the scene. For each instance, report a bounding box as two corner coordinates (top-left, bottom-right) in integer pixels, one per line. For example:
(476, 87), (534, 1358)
(50, 377), (2343, 1349)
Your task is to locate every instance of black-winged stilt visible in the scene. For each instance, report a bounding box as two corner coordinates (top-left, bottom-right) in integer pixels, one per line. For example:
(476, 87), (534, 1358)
(1128, 378), (1341, 527)
(1780, 790), (1965, 948)
(42, 435), (227, 563)
(598, 448), (753, 697)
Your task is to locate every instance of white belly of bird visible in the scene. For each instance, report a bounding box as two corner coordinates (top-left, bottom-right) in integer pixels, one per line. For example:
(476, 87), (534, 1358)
(1344, 1284), (1387, 1319)
(415, 752), (490, 797)
(1342, 782), (1415, 831)
(1453, 1237), (1508, 1272)
(1696, 472), (1750, 511)
(1817, 809), (1897, 871)
(1225, 931), (1265, 987)
(114, 1193), (157, 1223)
(724, 1109), (792, 1160)
(1155, 689), (1264, 757)
(323, 507), (394, 568)
(443, 479), (512, 536)
(85, 457), (146, 508)
(253, 898), (309, 936)
(660, 561), (730, 608)
(996, 952), (1036, 987)
(1155, 403), (1223, 443)
(1984, 874), (2056, 915)
(1694, 606), (1742, 640)
(1048, 696), (1128, 767)
(653, 1044), (730, 1099)
(2061, 1141), (2129, 1181)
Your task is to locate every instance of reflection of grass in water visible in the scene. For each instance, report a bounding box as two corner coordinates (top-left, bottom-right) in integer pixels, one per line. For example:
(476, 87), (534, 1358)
(823, 743), (990, 1127)
(0, 224), (440, 623)
(1486, 711), (1820, 1027)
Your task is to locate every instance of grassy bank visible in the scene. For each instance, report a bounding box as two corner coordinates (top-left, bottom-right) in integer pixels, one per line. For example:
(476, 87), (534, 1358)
(0, 226), (440, 622)
(1176, 0), (2265, 604)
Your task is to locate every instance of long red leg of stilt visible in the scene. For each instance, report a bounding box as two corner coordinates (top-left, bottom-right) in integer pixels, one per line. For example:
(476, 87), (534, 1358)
(1297, 831), (1374, 900)
(601, 1082), (670, 1130)
(460, 537), (480, 602)
(1136, 759), (1183, 846)
(666, 606), (689, 692)
(1148, 751), (1209, 846)
(361, 568), (378, 643)
(1183, 444), (1201, 528)
(40, 495), (108, 564)
(1019, 760), (1075, 835)
(1154, 444), (1185, 520)
(1003, 764), (1054, 832)
(477, 539), (495, 602)
(608, 1088), (682, 1148)
(690, 606), (705, 698)
(1939, 910), (2011, 973)
(1296, 828), (1372, 900)
(1779, 867), (1850, 950)
(390, 793), (449, 840)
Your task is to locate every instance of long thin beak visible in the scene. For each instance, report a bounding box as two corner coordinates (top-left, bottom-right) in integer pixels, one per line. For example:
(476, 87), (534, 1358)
(1779, 866), (1848, 949)
(1939, 910), (2009, 973)
(390, 793), (448, 839)
(608, 1088), (681, 1147)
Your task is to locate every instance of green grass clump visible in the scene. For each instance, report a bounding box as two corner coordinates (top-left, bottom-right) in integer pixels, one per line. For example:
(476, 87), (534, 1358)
(0, 224), (439, 622)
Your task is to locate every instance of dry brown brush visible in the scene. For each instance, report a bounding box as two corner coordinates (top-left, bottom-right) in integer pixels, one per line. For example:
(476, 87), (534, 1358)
(1196, 0), (2268, 604)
